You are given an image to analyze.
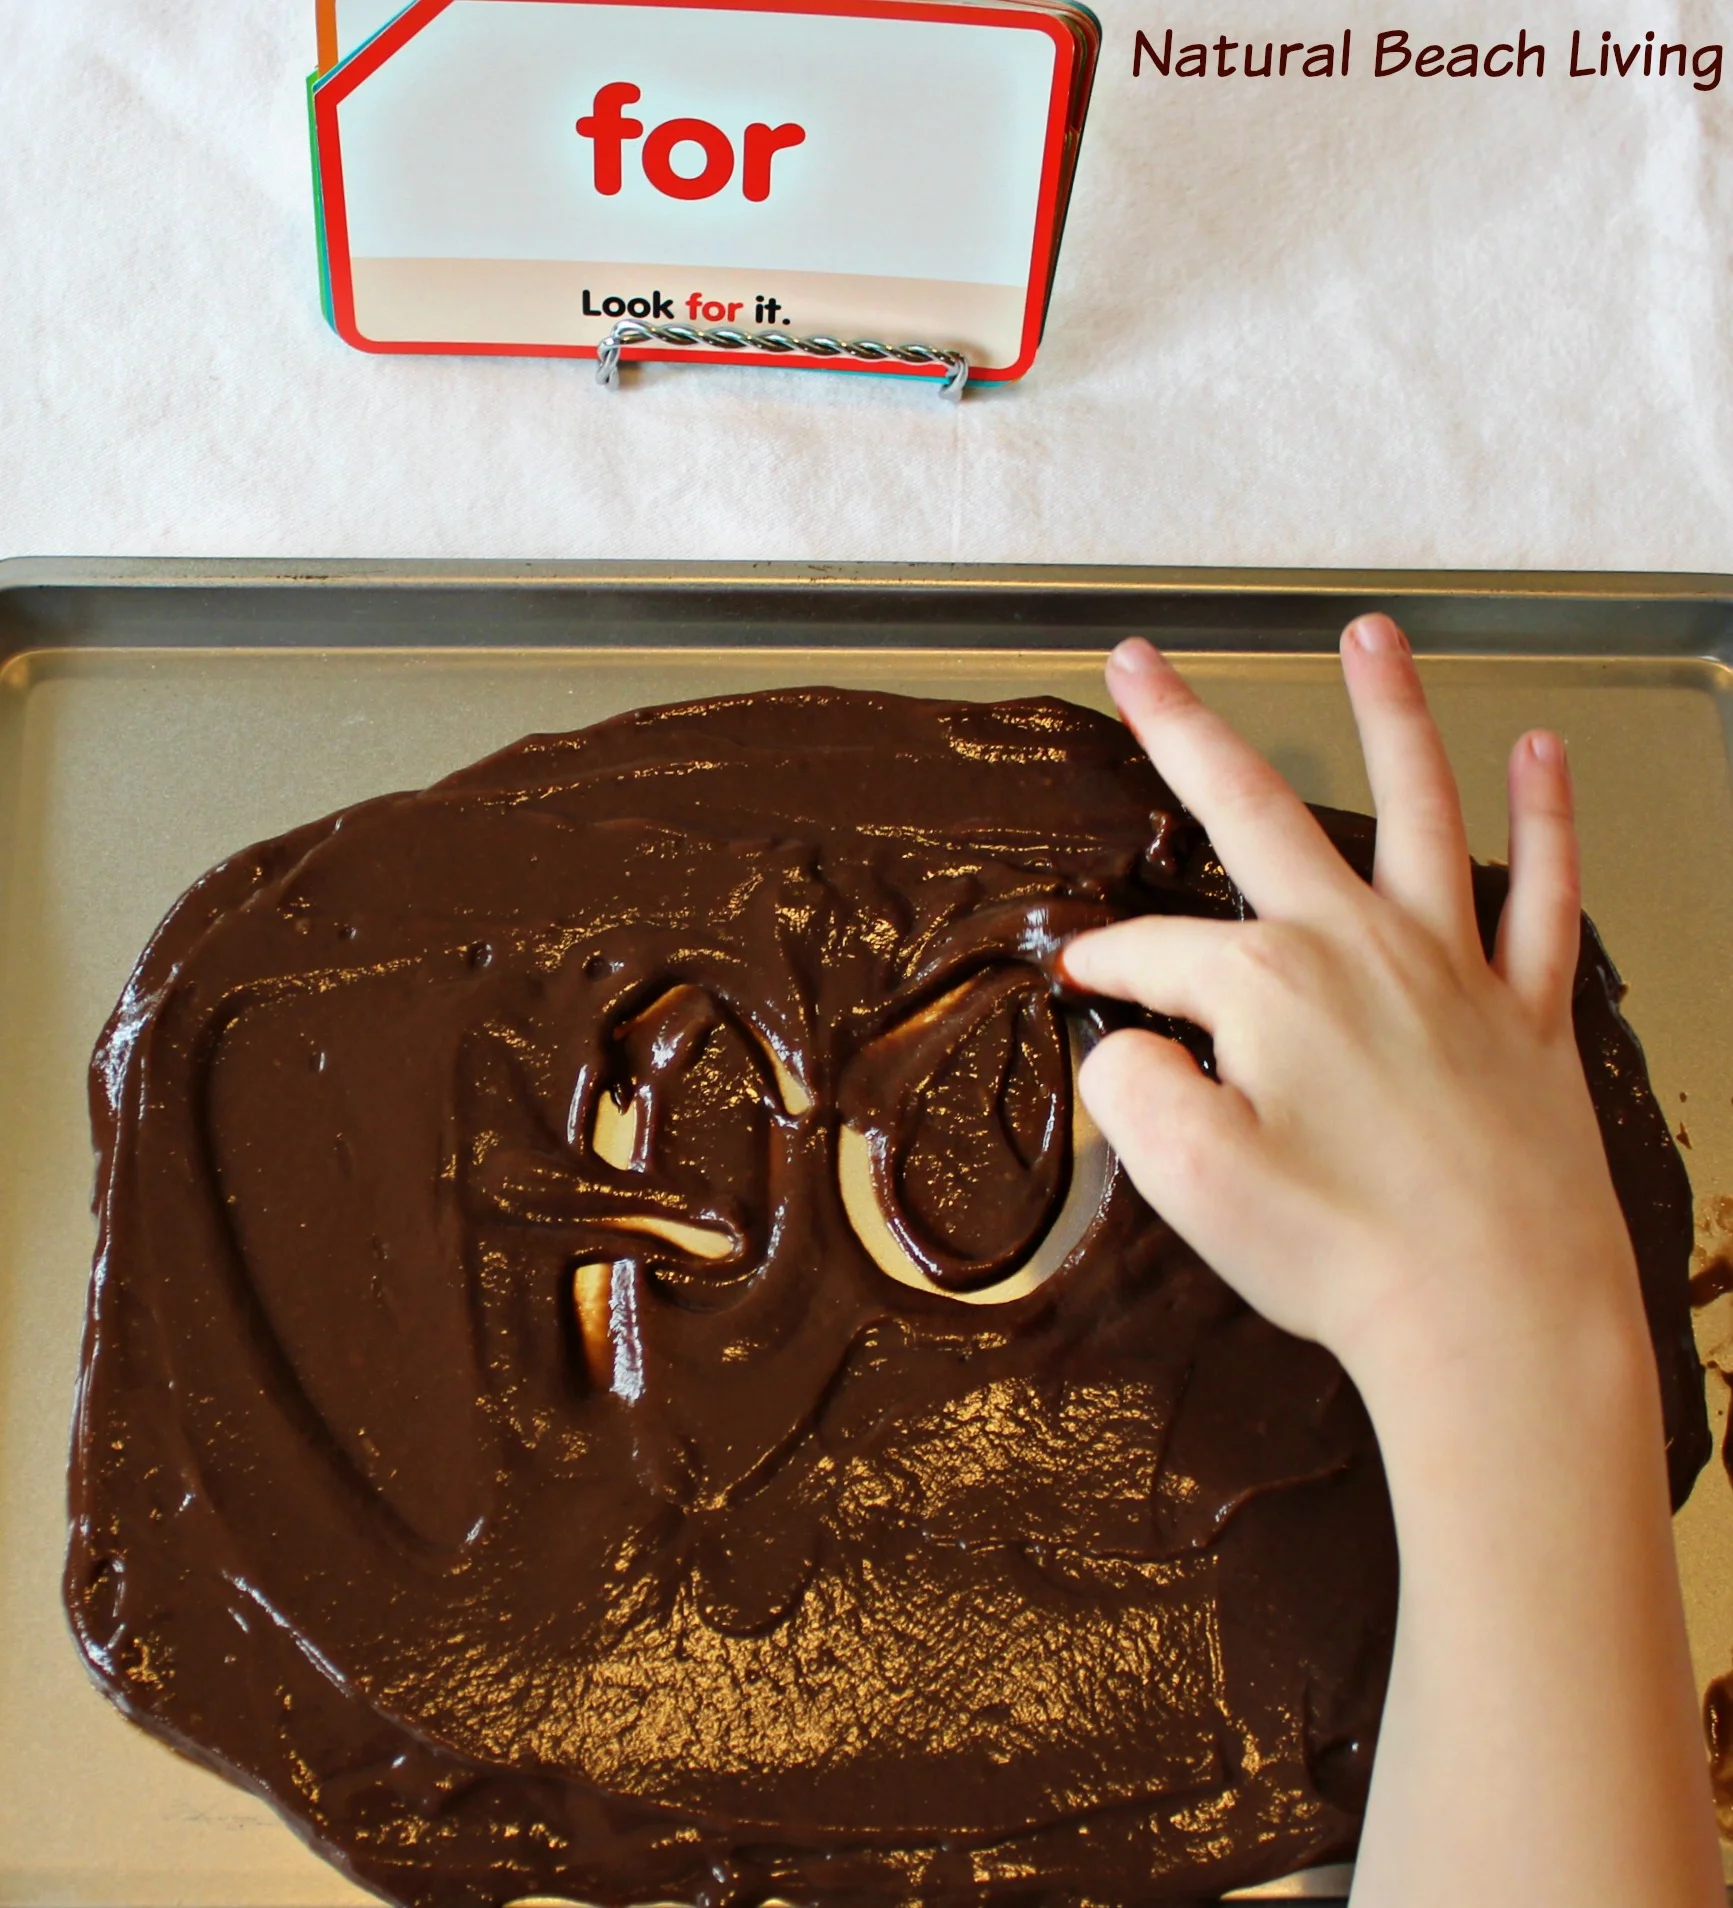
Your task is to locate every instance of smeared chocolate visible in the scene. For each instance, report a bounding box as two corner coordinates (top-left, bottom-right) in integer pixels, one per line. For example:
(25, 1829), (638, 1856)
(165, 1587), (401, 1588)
(65, 689), (1707, 1907)
(1707, 1674), (1733, 1841)
(1693, 1257), (1733, 1310)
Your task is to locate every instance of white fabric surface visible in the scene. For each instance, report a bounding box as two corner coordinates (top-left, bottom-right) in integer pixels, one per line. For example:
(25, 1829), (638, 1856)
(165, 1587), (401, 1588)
(1, 0), (1728, 568)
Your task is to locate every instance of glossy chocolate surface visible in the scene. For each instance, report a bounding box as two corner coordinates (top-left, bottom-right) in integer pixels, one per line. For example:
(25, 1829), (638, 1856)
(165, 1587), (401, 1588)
(65, 689), (1707, 1907)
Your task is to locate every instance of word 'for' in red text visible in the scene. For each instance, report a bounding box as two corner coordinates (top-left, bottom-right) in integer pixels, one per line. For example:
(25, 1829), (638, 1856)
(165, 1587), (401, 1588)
(576, 84), (807, 199)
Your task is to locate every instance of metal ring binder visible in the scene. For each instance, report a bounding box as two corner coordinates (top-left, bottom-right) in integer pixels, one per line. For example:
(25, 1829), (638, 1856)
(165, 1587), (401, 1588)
(595, 320), (970, 399)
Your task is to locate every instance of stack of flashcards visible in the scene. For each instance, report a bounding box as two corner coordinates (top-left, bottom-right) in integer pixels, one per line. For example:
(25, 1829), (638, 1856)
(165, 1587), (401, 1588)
(310, 0), (1098, 386)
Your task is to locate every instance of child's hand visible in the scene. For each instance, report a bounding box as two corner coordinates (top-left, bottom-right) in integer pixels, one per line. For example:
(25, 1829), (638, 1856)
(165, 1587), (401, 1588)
(1062, 617), (1638, 1395)
(1061, 620), (1723, 1908)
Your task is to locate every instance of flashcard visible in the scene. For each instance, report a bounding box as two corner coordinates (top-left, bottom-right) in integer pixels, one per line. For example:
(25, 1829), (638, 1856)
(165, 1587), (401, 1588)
(310, 0), (1098, 381)
(316, 1), (415, 72)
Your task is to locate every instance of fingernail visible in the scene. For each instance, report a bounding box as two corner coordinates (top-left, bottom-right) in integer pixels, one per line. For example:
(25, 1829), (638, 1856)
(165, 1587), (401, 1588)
(1108, 638), (1163, 677)
(1527, 731), (1566, 769)
(1345, 614), (1408, 656)
(1052, 937), (1087, 990)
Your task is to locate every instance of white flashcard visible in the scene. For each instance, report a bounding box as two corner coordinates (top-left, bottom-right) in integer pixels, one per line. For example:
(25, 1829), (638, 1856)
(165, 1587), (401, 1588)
(311, 0), (1093, 379)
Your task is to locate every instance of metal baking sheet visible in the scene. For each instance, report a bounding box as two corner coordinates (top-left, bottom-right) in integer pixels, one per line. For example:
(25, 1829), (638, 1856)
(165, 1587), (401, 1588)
(2, 560), (1731, 1907)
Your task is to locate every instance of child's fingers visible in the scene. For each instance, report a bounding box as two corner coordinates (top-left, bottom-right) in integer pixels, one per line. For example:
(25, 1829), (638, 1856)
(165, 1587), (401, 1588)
(1493, 731), (1581, 1031)
(1078, 1025), (1261, 1235)
(1339, 616), (1480, 964)
(1105, 641), (1364, 922)
(1059, 914), (1241, 1026)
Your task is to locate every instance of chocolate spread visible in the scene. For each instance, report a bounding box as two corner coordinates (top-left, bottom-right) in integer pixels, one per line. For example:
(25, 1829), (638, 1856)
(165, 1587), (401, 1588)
(65, 689), (1707, 1906)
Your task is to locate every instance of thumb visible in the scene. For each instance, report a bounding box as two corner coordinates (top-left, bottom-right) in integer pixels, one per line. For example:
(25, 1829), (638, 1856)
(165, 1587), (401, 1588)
(1080, 1027), (1261, 1250)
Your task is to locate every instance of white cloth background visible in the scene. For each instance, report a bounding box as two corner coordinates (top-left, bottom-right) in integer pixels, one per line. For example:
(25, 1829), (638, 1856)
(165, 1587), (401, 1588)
(0, 0), (1728, 568)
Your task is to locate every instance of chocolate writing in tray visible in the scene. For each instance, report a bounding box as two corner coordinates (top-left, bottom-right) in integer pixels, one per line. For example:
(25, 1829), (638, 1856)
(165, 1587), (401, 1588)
(65, 688), (1707, 1907)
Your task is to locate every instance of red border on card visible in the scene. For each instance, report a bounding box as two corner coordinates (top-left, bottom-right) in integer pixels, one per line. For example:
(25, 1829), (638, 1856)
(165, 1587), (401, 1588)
(313, 0), (1075, 381)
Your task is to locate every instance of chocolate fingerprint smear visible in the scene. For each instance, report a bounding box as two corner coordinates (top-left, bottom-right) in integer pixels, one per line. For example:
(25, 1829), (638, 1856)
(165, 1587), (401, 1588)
(65, 689), (1707, 1908)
